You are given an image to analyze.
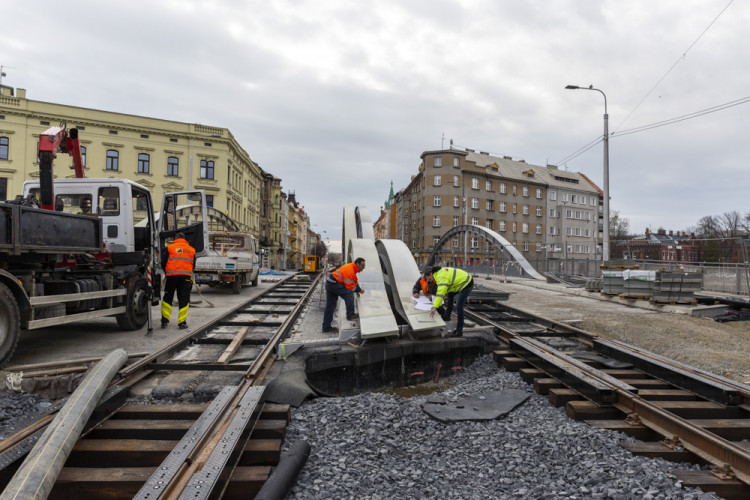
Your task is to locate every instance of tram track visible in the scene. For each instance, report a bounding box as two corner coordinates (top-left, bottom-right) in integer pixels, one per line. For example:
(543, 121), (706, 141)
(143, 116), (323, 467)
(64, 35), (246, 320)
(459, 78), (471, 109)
(467, 300), (750, 499)
(0, 272), (321, 499)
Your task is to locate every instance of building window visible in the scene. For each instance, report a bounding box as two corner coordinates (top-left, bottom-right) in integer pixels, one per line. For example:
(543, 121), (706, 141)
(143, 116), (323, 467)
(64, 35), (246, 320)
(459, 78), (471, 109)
(471, 217), (479, 226)
(566, 209), (572, 219)
(434, 175), (442, 186)
(500, 201), (506, 213)
(499, 221), (506, 232)
(80, 146), (86, 168)
(471, 178), (479, 189)
(0, 178), (6, 200)
(523, 241), (529, 252)
(549, 190), (557, 201)
(499, 183), (506, 194)
(434, 157), (442, 167)
(549, 226), (557, 235)
(522, 186), (529, 197)
(433, 195), (441, 207)
(433, 216), (441, 227)
(486, 200), (492, 210)
(536, 224), (542, 234)
(536, 206), (543, 216)
(453, 157), (459, 168)
(453, 237), (459, 248)
(137, 153), (150, 174)
(590, 196), (597, 206)
(549, 208), (557, 218)
(471, 198), (478, 209)
(206, 195), (213, 207)
(167, 156), (179, 176)
(512, 185), (517, 195)
(536, 188), (543, 199)
(453, 175), (459, 187)
(522, 204), (529, 215)
(106, 150), (119, 171)
(512, 204), (517, 214)
(200, 159), (214, 179)
(522, 223), (529, 234)
(471, 237), (479, 249)
(486, 180), (492, 191)
(453, 195), (459, 207)
(0, 137), (8, 160)
(486, 220), (493, 229)
(433, 236), (440, 246)
(512, 222), (517, 232)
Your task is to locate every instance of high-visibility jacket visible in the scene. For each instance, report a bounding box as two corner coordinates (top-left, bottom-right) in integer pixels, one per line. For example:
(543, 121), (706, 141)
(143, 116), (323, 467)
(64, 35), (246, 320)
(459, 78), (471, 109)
(330, 262), (361, 291)
(165, 238), (196, 277)
(432, 267), (472, 308)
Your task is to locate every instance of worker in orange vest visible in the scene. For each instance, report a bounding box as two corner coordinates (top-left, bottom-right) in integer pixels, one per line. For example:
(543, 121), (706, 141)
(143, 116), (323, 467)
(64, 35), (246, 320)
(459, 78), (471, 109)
(412, 270), (446, 319)
(322, 257), (366, 333)
(161, 232), (196, 329)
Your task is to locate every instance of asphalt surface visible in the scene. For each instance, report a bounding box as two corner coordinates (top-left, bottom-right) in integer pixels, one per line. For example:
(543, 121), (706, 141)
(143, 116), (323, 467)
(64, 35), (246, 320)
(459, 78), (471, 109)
(5, 277), (282, 369)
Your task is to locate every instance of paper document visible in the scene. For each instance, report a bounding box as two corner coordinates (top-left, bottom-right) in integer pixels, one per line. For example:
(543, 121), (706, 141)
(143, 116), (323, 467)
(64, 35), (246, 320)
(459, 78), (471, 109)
(412, 296), (433, 311)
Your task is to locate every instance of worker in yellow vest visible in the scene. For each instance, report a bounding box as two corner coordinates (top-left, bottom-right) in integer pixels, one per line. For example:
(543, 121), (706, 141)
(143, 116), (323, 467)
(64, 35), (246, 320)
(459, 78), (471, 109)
(425, 266), (474, 337)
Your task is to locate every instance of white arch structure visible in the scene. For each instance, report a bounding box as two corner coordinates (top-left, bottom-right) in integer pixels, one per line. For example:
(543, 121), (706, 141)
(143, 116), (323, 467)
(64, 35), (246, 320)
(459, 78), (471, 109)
(425, 225), (545, 281)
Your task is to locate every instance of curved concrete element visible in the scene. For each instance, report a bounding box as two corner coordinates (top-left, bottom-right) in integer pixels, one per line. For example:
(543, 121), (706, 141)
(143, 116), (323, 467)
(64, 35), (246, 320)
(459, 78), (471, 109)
(355, 206), (375, 240)
(341, 206), (357, 257)
(376, 239), (445, 336)
(347, 238), (399, 339)
(427, 225), (545, 281)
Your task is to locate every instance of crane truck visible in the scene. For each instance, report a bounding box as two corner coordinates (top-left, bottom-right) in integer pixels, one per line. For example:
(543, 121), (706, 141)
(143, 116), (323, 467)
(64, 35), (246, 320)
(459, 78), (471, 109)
(0, 123), (208, 367)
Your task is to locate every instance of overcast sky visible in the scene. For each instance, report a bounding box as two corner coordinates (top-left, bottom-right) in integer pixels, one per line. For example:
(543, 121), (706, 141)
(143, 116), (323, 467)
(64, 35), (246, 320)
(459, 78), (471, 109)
(3, 0), (748, 242)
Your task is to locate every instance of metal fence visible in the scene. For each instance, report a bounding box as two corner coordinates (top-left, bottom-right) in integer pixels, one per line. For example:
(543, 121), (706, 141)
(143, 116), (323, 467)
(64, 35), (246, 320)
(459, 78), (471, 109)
(456, 257), (750, 298)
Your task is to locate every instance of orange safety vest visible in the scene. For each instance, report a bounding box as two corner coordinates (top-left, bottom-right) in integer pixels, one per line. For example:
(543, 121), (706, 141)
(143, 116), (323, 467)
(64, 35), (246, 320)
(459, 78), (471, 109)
(331, 262), (360, 291)
(166, 238), (196, 277)
(419, 278), (430, 295)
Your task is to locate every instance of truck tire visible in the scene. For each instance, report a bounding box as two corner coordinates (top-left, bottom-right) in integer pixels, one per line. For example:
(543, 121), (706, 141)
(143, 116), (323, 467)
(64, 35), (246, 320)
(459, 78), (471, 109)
(0, 283), (21, 368)
(232, 277), (241, 294)
(116, 276), (149, 331)
(251, 272), (258, 287)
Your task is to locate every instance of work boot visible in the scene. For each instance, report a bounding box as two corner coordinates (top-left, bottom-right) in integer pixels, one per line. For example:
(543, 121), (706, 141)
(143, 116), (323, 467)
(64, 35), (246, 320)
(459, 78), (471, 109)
(161, 320), (168, 329)
(347, 313), (359, 320)
(323, 326), (339, 334)
(178, 322), (188, 330)
(452, 329), (463, 337)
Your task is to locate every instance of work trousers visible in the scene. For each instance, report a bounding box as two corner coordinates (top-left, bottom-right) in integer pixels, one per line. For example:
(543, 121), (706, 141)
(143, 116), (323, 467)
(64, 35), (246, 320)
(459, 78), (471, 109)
(322, 280), (355, 330)
(161, 275), (192, 325)
(444, 279), (474, 334)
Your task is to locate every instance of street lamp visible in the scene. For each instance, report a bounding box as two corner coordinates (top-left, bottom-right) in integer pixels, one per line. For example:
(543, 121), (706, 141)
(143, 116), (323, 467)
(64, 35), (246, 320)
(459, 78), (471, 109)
(565, 84), (610, 262)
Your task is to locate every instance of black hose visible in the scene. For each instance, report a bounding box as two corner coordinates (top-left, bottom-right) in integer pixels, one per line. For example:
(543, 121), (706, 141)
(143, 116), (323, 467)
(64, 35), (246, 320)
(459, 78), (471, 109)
(254, 440), (311, 500)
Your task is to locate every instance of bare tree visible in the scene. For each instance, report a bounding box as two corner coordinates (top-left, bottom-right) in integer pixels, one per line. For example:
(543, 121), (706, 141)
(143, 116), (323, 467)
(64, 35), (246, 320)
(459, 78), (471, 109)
(610, 210), (630, 242)
(697, 212), (746, 238)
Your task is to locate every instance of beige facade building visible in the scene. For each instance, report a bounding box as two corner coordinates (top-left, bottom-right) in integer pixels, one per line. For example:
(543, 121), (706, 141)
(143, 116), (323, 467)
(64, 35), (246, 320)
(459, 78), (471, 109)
(390, 148), (600, 270)
(0, 86), (317, 269)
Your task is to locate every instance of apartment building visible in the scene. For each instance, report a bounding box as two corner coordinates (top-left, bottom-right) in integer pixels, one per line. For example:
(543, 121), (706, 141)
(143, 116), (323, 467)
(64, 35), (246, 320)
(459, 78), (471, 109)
(391, 148), (600, 269)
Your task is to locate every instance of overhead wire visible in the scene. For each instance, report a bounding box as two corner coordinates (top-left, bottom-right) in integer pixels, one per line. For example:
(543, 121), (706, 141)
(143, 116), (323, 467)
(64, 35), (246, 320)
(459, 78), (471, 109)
(557, 0), (736, 166)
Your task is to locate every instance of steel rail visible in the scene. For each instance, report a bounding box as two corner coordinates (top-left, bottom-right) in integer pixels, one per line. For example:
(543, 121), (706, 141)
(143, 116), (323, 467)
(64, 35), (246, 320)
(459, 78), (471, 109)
(467, 301), (750, 486)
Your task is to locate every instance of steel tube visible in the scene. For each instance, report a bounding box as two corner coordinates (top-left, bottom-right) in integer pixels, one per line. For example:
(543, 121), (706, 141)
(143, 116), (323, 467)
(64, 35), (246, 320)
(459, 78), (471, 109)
(0, 349), (128, 500)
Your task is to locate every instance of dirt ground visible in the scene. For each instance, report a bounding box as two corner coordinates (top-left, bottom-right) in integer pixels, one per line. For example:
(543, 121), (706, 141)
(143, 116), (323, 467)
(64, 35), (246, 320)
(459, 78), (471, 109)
(475, 277), (750, 386)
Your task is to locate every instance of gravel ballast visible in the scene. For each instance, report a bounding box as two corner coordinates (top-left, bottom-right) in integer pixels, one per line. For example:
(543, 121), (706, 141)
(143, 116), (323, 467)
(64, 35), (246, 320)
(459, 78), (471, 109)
(282, 355), (719, 499)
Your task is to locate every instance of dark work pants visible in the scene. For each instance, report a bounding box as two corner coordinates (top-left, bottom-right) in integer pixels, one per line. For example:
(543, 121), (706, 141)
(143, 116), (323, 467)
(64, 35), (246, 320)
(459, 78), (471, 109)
(322, 280), (355, 330)
(445, 279), (474, 334)
(161, 275), (192, 324)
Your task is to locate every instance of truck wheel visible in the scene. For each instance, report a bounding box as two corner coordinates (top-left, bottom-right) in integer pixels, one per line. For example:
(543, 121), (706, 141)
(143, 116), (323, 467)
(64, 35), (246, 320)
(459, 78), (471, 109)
(116, 277), (149, 330)
(251, 273), (258, 287)
(0, 283), (21, 368)
(232, 277), (241, 294)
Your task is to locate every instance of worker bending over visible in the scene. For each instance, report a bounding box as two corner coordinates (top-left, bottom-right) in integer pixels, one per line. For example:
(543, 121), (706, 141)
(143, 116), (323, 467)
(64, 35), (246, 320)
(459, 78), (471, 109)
(161, 232), (196, 329)
(425, 266), (474, 337)
(322, 258), (366, 333)
(412, 272), (446, 319)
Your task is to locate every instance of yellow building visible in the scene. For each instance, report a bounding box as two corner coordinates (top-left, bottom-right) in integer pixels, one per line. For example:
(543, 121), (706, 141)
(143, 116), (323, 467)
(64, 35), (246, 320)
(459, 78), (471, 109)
(0, 87), (261, 236)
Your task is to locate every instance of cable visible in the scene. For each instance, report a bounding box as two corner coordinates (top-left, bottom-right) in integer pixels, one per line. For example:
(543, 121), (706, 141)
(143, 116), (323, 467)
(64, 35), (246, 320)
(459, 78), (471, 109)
(613, 0), (735, 133)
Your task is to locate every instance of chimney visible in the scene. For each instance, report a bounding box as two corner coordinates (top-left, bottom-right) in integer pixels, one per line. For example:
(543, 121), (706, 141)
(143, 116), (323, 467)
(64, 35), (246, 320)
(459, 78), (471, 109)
(669, 230), (673, 236)
(657, 229), (666, 235)
(645, 228), (649, 236)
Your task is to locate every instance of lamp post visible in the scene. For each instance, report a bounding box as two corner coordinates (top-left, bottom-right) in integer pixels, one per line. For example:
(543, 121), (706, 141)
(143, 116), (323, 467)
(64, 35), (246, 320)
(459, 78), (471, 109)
(565, 84), (610, 262)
